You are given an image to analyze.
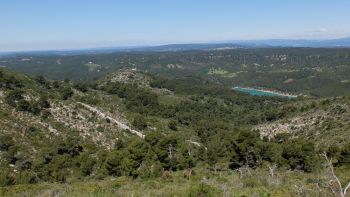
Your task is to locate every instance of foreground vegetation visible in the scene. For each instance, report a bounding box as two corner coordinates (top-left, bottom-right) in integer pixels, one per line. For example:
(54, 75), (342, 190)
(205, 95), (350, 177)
(0, 63), (350, 196)
(1, 165), (350, 197)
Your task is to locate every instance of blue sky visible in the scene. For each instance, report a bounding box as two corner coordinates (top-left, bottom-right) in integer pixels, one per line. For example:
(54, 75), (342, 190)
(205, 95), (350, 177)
(1, 0), (350, 51)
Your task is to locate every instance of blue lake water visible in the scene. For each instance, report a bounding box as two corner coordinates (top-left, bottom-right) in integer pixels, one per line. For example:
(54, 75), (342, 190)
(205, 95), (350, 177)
(233, 87), (297, 98)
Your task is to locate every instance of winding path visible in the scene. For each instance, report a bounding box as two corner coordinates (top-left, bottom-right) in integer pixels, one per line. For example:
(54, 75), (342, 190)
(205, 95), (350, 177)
(77, 102), (145, 138)
(77, 102), (207, 148)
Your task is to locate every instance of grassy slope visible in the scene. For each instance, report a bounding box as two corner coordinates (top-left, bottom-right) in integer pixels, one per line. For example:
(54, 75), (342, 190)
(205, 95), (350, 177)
(1, 166), (350, 197)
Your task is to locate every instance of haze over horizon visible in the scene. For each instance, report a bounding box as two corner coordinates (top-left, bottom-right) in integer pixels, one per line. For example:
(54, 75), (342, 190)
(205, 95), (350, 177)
(1, 0), (350, 52)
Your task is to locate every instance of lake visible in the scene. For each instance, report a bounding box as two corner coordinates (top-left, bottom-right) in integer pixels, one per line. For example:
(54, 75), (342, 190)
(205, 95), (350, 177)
(233, 87), (297, 98)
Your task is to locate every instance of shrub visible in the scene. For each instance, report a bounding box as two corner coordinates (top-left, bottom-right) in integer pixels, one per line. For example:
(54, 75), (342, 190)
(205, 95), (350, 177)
(338, 143), (350, 166)
(242, 176), (261, 188)
(34, 75), (50, 89)
(0, 135), (14, 151)
(60, 87), (74, 100)
(168, 120), (178, 131)
(281, 139), (320, 172)
(104, 150), (134, 176)
(38, 96), (50, 108)
(14, 171), (38, 185)
(0, 168), (15, 186)
(132, 115), (147, 130)
(187, 182), (222, 197)
(5, 89), (24, 107)
(73, 82), (88, 92)
(52, 81), (60, 89)
(41, 110), (51, 119)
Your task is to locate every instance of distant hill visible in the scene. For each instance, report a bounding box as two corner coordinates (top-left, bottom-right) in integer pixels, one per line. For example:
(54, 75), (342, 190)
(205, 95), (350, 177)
(232, 37), (350, 48)
(0, 43), (243, 58)
(138, 37), (350, 50)
(2, 37), (350, 57)
(133, 43), (242, 52)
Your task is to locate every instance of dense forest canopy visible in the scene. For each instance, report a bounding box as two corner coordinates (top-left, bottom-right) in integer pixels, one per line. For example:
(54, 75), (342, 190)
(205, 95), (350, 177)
(1, 48), (350, 97)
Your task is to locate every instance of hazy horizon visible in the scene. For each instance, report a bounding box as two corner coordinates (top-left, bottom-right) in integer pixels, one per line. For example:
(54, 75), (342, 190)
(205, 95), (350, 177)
(1, 0), (350, 52)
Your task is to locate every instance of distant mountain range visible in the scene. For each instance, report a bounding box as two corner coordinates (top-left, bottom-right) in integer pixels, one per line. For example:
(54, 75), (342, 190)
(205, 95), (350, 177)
(230, 37), (350, 48)
(1, 37), (350, 57)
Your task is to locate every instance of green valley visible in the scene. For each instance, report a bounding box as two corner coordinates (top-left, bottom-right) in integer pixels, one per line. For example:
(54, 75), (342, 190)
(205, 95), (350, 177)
(0, 64), (349, 196)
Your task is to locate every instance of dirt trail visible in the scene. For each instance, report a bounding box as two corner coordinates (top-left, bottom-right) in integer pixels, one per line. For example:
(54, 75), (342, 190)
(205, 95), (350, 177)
(77, 102), (145, 138)
(77, 103), (207, 146)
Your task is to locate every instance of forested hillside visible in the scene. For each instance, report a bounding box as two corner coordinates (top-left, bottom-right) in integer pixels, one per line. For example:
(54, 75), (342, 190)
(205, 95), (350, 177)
(2, 48), (350, 97)
(0, 67), (349, 196)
